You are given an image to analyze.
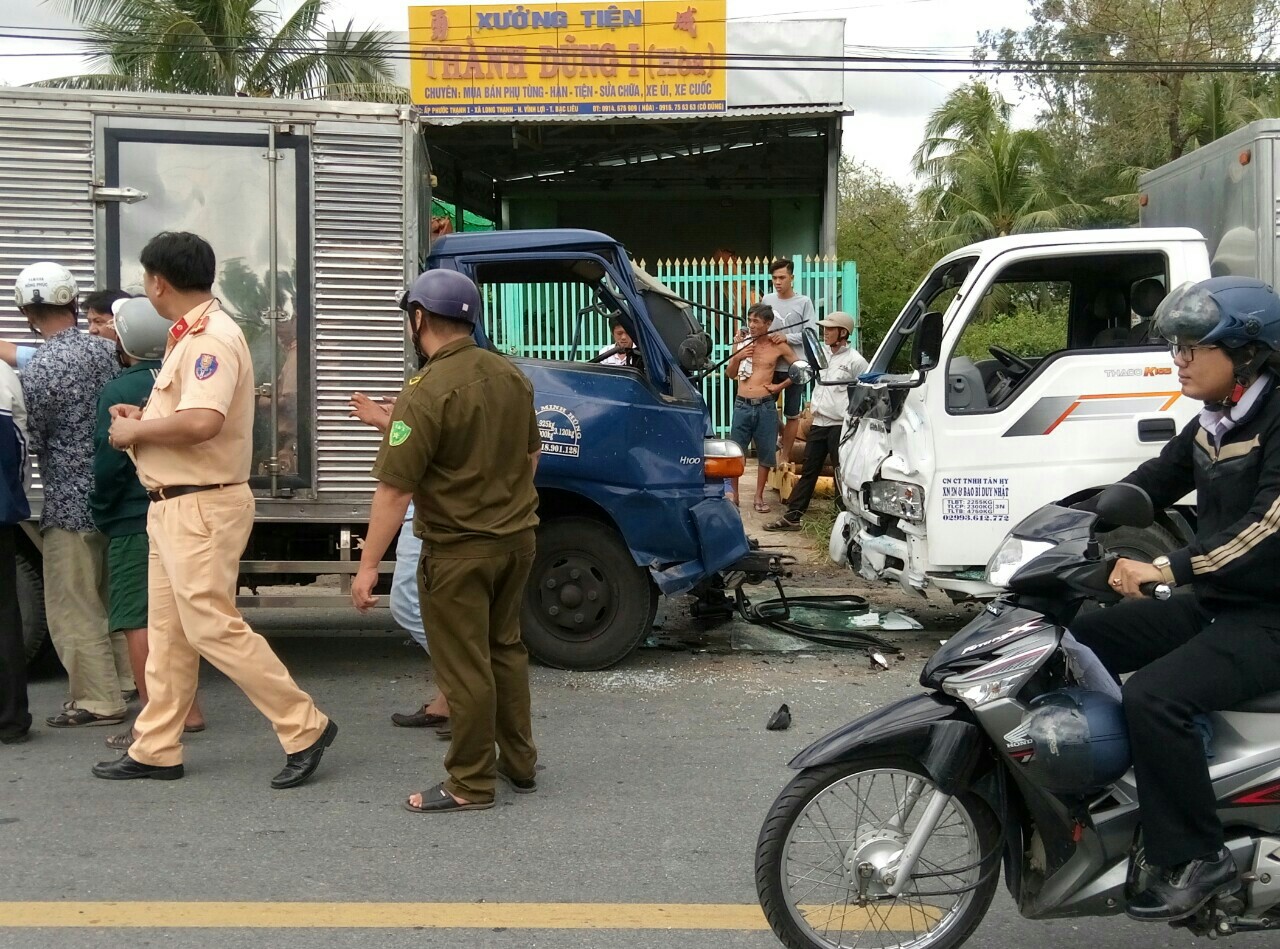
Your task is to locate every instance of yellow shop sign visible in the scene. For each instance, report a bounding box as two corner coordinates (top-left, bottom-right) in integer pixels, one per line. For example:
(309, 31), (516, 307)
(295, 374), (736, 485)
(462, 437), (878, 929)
(408, 1), (727, 116)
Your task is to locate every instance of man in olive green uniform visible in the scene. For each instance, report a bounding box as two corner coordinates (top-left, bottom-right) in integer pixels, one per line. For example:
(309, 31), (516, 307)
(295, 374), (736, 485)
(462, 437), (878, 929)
(352, 269), (540, 813)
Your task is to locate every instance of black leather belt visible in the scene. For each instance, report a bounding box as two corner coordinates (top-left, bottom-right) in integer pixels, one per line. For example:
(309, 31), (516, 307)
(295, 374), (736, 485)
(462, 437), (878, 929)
(735, 395), (776, 406)
(147, 483), (240, 503)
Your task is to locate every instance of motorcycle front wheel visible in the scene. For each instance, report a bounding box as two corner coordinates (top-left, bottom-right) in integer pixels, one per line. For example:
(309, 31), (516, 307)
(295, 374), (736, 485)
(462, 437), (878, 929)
(755, 757), (1000, 949)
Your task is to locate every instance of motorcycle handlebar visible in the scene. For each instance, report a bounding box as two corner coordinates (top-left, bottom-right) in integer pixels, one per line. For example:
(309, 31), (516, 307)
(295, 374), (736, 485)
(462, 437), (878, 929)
(1139, 581), (1173, 601)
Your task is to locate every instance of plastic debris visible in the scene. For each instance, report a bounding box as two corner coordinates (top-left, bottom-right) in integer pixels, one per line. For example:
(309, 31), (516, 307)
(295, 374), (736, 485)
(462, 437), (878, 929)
(766, 703), (792, 730)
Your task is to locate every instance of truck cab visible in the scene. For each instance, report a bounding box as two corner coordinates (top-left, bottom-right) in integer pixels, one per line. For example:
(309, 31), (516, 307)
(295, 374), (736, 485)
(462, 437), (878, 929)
(832, 228), (1209, 599)
(427, 229), (751, 666)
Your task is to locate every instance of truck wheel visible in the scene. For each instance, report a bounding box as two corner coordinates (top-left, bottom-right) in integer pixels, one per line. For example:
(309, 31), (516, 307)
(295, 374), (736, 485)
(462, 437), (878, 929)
(522, 517), (657, 670)
(16, 545), (50, 666)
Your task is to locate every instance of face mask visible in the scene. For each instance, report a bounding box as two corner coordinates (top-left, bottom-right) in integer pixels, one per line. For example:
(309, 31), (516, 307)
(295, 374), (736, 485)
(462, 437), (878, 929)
(409, 310), (429, 369)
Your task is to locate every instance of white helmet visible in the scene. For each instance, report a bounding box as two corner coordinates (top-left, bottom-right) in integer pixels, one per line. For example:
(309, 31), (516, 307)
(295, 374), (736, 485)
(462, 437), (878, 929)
(15, 262), (78, 309)
(112, 296), (170, 361)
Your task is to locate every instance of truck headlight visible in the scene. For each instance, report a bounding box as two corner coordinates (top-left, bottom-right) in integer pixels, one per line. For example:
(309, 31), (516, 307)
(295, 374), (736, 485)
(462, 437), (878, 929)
(867, 480), (924, 522)
(985, 537), (1054, 587)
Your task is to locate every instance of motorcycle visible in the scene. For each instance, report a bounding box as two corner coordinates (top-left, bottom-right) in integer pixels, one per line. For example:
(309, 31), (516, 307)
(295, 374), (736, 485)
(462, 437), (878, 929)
(755, 484), (1280, 949)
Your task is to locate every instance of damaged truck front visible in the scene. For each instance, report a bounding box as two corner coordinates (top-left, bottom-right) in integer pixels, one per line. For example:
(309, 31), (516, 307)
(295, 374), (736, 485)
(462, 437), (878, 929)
(829, 229), (1209, 600)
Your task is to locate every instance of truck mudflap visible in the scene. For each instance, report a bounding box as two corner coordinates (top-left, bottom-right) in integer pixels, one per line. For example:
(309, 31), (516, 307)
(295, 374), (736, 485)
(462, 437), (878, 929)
(649, 496), (751, 596)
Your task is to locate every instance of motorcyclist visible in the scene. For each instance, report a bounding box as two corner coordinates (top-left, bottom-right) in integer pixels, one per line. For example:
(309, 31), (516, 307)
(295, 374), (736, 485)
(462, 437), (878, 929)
(1071, 276), (1280, 923)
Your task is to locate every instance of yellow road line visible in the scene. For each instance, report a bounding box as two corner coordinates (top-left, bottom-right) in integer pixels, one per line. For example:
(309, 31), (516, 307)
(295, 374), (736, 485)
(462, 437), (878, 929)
(0, 901), (937, 930)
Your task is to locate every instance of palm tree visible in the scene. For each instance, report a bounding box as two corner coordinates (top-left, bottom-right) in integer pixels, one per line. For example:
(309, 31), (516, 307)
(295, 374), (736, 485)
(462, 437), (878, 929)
(34, 0), (405, 102)
(913, 82), (1094, 256)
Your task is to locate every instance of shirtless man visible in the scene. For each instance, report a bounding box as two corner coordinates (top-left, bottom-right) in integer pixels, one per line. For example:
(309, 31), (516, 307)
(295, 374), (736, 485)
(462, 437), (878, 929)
(726, 303), (796, 513)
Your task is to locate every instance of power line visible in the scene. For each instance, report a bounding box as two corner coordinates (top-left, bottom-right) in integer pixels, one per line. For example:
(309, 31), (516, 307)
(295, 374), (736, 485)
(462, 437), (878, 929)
(2, 27), (1280, 76)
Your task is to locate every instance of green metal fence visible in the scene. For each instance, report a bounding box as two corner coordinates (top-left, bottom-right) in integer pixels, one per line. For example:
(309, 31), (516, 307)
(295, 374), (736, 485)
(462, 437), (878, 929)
(650, 255), (859, 437)
(482, 255), (859, 437)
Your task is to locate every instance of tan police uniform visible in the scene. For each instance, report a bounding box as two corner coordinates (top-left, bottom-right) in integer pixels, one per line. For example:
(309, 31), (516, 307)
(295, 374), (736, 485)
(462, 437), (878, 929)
(128, 300), (329, 767)
(372, 336), (540, 803)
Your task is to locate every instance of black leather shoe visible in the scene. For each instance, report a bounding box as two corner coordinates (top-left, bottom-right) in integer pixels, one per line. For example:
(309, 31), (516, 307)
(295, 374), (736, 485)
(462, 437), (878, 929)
(92, 754), (184, 781)
(271, 719), (337, 789)
(1126, 848), (1240, 922)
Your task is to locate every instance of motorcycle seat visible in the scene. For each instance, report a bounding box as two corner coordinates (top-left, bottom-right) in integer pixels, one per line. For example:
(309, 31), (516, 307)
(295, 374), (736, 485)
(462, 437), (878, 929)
(1229, 691), (1280, 714)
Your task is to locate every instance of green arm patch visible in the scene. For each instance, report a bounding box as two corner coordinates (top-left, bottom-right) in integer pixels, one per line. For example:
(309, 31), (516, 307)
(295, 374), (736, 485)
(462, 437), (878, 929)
(389, 420), (413, 446)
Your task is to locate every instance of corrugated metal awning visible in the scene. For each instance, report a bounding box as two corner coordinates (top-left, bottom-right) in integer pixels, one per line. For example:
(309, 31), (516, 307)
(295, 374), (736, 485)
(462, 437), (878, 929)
(420, 105), (852, 126)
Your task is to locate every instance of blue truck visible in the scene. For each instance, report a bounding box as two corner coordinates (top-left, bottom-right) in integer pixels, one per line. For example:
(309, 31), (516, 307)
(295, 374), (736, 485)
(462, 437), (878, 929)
(428, 229), (756, 667)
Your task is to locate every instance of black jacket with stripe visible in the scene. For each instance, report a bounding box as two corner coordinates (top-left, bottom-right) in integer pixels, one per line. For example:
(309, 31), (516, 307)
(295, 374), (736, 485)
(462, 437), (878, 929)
(1122, 374), (1280, 611)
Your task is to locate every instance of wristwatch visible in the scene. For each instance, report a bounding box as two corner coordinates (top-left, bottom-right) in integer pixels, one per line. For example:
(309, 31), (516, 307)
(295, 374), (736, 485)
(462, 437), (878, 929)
(1152, 555), (1176, 585)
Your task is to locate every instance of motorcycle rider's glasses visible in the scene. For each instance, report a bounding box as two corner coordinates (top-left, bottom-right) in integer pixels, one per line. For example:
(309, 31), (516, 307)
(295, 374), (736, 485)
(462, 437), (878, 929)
(1169, 342), (1218, 362)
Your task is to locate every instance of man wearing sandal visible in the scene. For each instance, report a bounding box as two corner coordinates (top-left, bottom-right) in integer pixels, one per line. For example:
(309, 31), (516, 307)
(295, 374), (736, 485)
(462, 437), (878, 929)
(15, 262), (133, 729)
(351, 268), (540, 814)
(92, 297), (206, 752)
(764, 312), (867, 533)
(348, 390), (450, 735)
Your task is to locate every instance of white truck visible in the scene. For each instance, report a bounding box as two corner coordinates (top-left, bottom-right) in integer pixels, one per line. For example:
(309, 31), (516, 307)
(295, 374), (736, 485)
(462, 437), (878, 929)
(830, 119), (1280, 600)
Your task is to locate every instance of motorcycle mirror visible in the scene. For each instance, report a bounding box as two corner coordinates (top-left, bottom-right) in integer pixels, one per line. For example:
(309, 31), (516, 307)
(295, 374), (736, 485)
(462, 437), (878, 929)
(1092, 483), (1155, 529)
(802, 327), (828, 369)
(788, 360), (814, 386)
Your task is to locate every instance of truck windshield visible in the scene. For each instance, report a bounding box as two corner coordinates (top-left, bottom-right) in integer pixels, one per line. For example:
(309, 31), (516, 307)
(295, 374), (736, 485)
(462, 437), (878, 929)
(871, 257), (976, 376)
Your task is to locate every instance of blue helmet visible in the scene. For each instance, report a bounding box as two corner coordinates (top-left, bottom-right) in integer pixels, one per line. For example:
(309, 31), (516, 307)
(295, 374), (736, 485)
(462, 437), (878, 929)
(399, 269), (481, 325)
(1018, 688), (1131, 794)
(1153, 276), (1280, 350)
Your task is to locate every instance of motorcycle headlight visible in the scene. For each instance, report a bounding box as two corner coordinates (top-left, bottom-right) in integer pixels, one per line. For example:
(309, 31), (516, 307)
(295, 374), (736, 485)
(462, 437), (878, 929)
(941, 641), (1057, 707)
(985, 537), (1055, 588)
(867, 479), (924, 522)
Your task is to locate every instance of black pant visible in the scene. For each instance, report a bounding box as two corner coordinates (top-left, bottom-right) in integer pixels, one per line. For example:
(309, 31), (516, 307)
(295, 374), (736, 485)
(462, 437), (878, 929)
(0, 524), (30, 740)
(1070, 596), (1280, 866)
(783, 424), (842, 522)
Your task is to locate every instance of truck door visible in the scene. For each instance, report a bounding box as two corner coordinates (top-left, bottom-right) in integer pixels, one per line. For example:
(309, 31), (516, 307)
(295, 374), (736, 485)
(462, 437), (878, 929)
(927, 247), (1195, 569)
(98, 121), (312, 496)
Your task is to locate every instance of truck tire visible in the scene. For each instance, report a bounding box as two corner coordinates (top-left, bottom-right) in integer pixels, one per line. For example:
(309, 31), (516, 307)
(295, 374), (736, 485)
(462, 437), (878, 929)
(1101, 522), (1179, 563)
(522, 517), (658, 670)
(15, 544), (50, 667)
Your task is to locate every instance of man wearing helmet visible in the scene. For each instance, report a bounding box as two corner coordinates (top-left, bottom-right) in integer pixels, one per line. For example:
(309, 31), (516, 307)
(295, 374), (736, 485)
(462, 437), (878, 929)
(1071, 276), (1280, 923)
(15, 261), (133, 728)
(351, 268), (541, 814)
(90, 297), (206, 751)
(93, 232), (334, 788)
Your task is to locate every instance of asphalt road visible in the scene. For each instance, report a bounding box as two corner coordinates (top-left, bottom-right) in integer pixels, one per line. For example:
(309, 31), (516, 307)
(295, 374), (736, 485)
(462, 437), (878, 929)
(2, 615), (1272, 949)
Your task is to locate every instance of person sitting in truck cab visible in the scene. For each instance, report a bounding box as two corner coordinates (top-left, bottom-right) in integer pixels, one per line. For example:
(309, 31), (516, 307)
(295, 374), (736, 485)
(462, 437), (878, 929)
(597, 318), (639, 368)
(1071, 276), (1280, 924)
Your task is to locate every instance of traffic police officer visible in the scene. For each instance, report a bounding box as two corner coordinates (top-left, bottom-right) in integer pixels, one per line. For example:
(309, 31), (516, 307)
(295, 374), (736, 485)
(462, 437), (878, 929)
(352, 268), (540, 814)
(93, 231), (336, 788)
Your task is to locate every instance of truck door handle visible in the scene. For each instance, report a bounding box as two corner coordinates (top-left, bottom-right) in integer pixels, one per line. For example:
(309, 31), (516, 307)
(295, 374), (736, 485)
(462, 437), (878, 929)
(1138, 418), (1176, 442)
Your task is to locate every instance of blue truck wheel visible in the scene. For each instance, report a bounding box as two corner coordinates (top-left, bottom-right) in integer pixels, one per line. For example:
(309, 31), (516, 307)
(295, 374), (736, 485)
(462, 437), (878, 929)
(522, 517), (658, 670)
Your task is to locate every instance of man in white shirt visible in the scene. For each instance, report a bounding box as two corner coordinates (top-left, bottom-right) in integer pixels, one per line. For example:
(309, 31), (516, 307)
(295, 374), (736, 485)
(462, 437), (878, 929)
(764, 312), (866, 531)
(762, 259), (817, 463)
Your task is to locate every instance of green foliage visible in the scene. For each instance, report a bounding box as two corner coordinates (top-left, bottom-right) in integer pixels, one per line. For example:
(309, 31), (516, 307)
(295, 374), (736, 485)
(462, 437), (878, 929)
(914, 82), (1098, 255)
(980, 0), (1280, 216)
(35, 0), (404, 101)
(835, 159), (927, 355)
(955, 300), (1070, 361)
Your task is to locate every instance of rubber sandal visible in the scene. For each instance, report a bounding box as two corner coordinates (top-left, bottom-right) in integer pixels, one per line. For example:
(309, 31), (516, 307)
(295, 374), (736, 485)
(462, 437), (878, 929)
(183, 723), (206, 734)
(105, 730), (137, 750)
(391, 704), (449, 728)
(402, 783), (494, 813)
(46, 707), (126, 728)
(753, 501), (771, 514)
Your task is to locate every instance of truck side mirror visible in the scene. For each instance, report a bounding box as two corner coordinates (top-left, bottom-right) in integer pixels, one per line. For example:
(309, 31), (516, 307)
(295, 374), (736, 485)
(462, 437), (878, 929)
(912, 311), (943, 371)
